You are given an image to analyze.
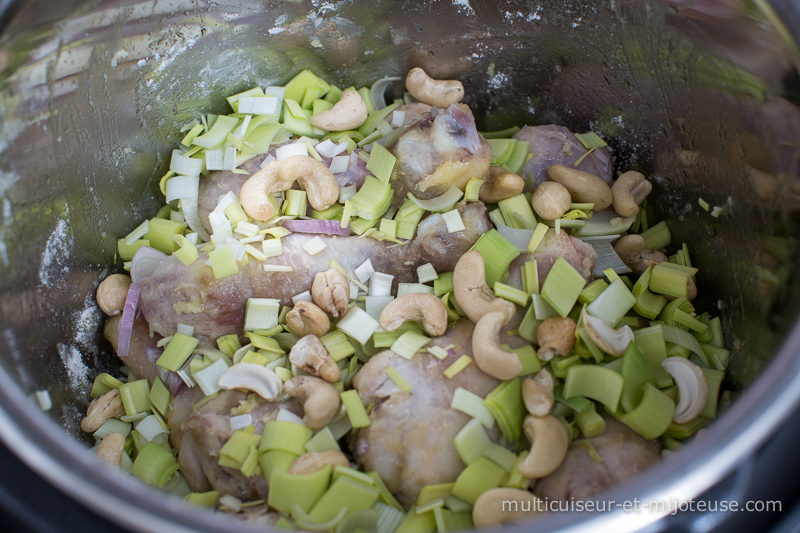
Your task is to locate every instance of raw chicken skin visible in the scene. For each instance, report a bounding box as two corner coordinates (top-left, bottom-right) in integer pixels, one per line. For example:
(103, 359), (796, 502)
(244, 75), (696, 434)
(513, 125), (613, 190)
(390, 104), (491, 200)
(140, 202), (491, 340)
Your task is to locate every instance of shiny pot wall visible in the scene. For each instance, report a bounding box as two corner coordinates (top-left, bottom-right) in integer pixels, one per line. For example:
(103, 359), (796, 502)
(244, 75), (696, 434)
(0, 0), (799, 532)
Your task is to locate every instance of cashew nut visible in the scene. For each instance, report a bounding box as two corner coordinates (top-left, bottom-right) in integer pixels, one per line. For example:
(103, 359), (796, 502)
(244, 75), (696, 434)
(480, 166), (525, 204)
(472, 488), (542, 529)
(518, 415), (569, 479)
(96, 432), (126, 467)
(283, 376), (341, 429)
(612, 171), (652, 217)
(531, 181), (572, 221)
(288, 450), (349, 475)
(536, 317), (576, 362)
(289, 335), (340, 383)
(286, 301), (331, 338)
(661, 357), (708, 424)
(613, 235), (668, 276)
(405, 67), (464, 108)
(312, 268), (350, 317)
(581, 309), (634, 357)
(473, 311), (522, 380)
(547, 164), (613, 211)
(310, 89), (368, 131)
(96, 274), (132, 316)
(453, 250), (516, 324)
(217, 363), (284, 401)
(240, 155), (339, 222)
(522, 369), (554, 417)
(81, 388), (126, 433)
(379, 293), (448, 336)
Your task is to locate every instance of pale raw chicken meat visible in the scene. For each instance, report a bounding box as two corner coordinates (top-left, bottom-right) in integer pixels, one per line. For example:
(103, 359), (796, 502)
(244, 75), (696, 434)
(139, 202), (491, 340)
(513, 125), (613, 190)
(390, 103), (491, 201)
(534, 416), (661, 501)
(530, 228), (596, 283)
(352, 320), (530, 509)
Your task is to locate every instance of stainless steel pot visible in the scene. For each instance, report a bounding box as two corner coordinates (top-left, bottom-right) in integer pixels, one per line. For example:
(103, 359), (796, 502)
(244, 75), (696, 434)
(0, 0), (798, 531)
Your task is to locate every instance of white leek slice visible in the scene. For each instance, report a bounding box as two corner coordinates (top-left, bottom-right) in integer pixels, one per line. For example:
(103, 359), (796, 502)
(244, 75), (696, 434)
(391, 110), (406, 128)
(229, 414), (253, 431)
(329, 155), (350, 174)
(316, 139), (348, 159)
(441, 209), (465, 233)
(302, 236), (327, 256)
(337, 305), (380, 345)
(170, 149), (203, 176)
(276, 408), (305, 426)
(166, 175), (199, 203)
(339, 184), (357, 203)
(355, 259), (375, 283)
(409, 186), (463, 212)
(292, 290), (314, 305)
(369, 272), (394, 297)
(238, 96), (279, 115)
(194, 359), (229, 396)
(276, 142), (309, 161)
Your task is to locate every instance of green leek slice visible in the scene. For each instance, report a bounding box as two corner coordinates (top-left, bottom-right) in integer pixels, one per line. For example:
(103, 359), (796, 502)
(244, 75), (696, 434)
(132, 442), (179, 488)
(620, 342), (657, 412)
(614, 383), (675, 439)
(563, 365), (624, 412)
(451, 457), (506, 505)
(269, 466), (331, 514)
(470, 229), (520, 287)
(483, 378), (525, 442)
(541, 257), (586, 318)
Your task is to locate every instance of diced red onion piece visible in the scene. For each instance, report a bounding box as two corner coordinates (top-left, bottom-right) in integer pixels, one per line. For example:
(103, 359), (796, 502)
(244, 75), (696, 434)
(131, 246), (167, 284)
(281, 219), (350, 236)
(117, 283), (141, 358)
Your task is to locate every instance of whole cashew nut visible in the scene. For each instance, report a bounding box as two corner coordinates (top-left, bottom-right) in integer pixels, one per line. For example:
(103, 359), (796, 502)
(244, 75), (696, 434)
(289, 335), (340, 383)
(480, 166), (525, 204)
(547, 164), (613, 211)
(613, 235), (668, 276)
(612, 171), (653, 217)
(240, 155), (339, 222)
(518, 415), (569, 479)
(81, 388), (126, 433)
(536, 317), (576, 362)
(472, 487), (542, 529)
(532, 181), (572, 221)
(453, 250), (516, 324)
(288, 450), (349, 475)
(312, 269), (350, 317)
(283, 376), (341, 429)
(96, 432), (126, 467)
(661, 357), (708, 424)
(405, 67), (464, 108)
(473, 311), (522, 380)
(522, 369), (554, 417)
(286, 301), (331, 338)
(379, 293), (448, 336)
(96, 274), (132, 316)
(310, 89), (368, 131)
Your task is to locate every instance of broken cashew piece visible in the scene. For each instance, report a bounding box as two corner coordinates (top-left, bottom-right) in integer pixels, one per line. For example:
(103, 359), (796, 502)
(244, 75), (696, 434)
(536, 317), (576, 362)
(405, 67), (464, 108)
(288, 450), (349, 475)
(289, 335), (340, 383)
(240, 155), (339, 222)
(612, 171), (652, 217)
(547, 164), (613, 211)
(518, 414), (569, 479)
(613, 234), (668, 276)
(286, 301), (331, 338)
(453, 250), (516, 324)
(532, 181), (572, 221)
(379, 293), (448, 336)
(522, 369), (555, 417)
(217, 362), (284, 401)
(96, 274), (132, 316)
(310, 89), (368, 131)
(472, 488), (542, 529)
(96, 432), (126, 467)
(473, 311), (522, 380)
(312, 268), (350, 317)
(581, 309), (634, 357)
(661, 357), (708, 424)
(283, 376), (341, 429)
(81, 388), (126, 433)
(480, 166), (525, 203)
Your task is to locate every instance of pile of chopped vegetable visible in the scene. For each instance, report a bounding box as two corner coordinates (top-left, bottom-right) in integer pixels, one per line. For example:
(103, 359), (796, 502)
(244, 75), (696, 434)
(85, 68), (729, 531)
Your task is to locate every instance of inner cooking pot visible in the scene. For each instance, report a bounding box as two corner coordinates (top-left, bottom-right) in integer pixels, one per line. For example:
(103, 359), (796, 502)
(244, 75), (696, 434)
(0, 0), (799, 531)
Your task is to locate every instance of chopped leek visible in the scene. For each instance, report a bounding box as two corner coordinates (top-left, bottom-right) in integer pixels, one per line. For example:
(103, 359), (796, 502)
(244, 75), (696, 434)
(260, 420), (313, 455)
(259, 450), (298, 484)
(464, 178), (484, 202)
(244, 298), (280, 331)
(269, 466), (331, 514)
(132, 442), (179, 488)
(494, 282), (529, 307)
(526, 223), (550, 253)
(366, 143), (396, 184)
(483, 378), (525, 442)
(443, 355), (473, 379)
(641, 220), (671, 250)
(620, 342), (657, 412)
(574, 402), (606, 438)
(470, 230), (520, 287)
(586, 278), (636, 327)
(390, 330), (431, 360)
(541, 257), (586, 318)
(157, 332), (200, 372)
(193, 115), (240, 149)
(614, 383), (675, 439)
(434, 272), (455, 297)
(521, 260), (539, 295)
(149, 378), (171, 416)
(454, 418), (492, 465)
(441, 209), (465, 233)
(408, 187), (463, 213)
(308, 476), (380, 524)
(482, 443), (518, 472)
(563, 365), (624, 412)
(119, 379), (151, 416)
(498, 194), (537, 229)
(451, 387), (495, 428)
(209, 246), (239, 280)
(321, 330), (356, 361)
(649, 262), (698, 298)
(384, 366), (412, 392)
(337, 305), (380, 345)
(451, 457), (506, 505)
(350, 176), (393, 220)
(341, 390), (371, 428)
